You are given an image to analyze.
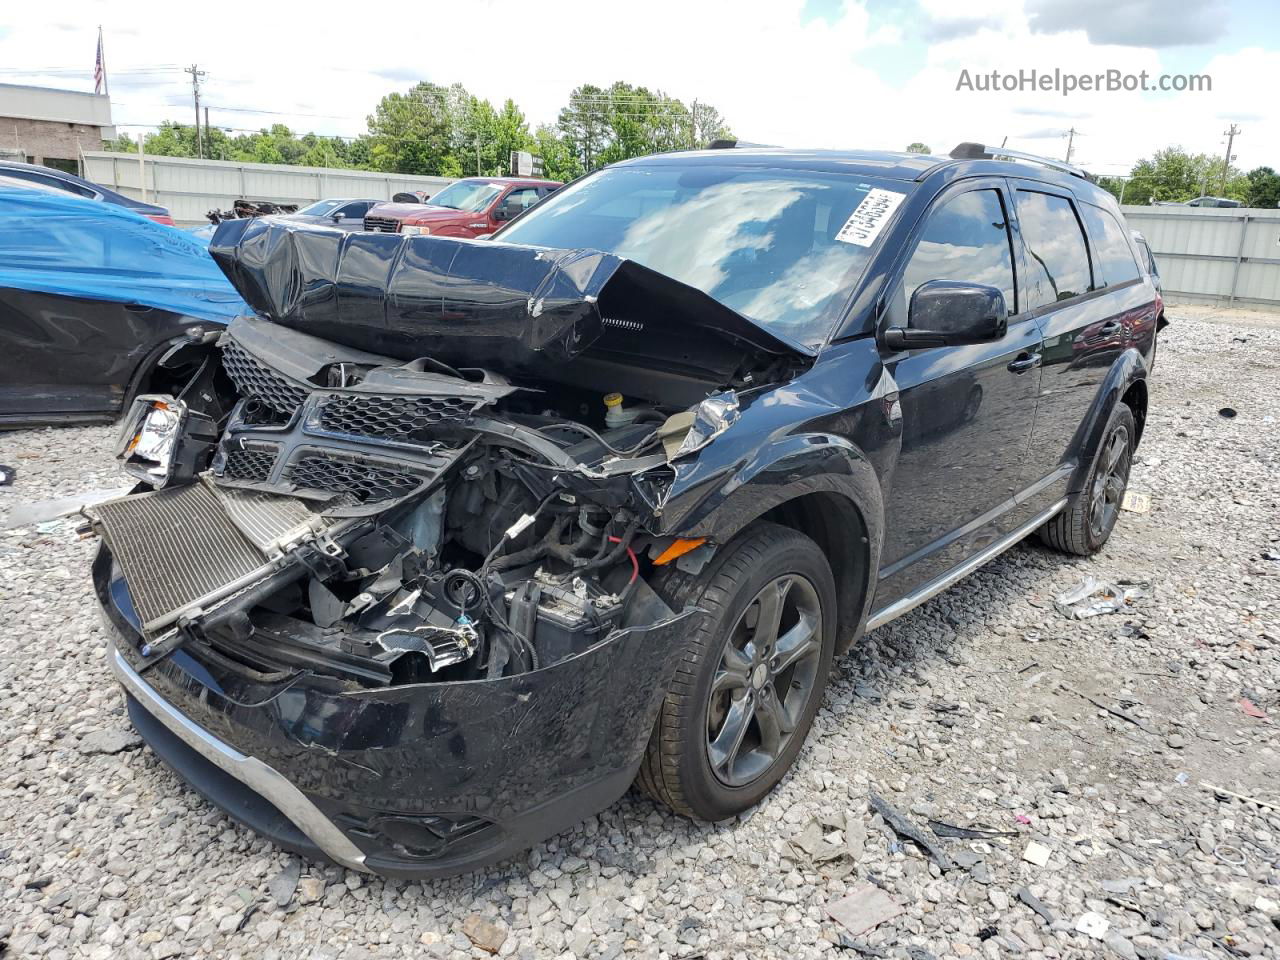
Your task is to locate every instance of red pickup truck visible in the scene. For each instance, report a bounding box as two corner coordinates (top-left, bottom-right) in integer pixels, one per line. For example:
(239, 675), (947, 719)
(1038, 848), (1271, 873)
(363, 177), (562, 238)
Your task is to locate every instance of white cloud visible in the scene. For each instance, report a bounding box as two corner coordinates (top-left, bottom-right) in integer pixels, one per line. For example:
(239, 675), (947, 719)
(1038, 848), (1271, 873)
(0, 0), (1273, 175)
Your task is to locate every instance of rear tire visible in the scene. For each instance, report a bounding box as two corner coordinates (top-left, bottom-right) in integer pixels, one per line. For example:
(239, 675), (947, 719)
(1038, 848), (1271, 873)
(636, 522), (836, 820)
(1039, 401), (1135, 556)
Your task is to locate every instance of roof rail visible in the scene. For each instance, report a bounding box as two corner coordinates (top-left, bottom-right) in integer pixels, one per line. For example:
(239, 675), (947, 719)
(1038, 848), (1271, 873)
(946, 141), (1089, 180)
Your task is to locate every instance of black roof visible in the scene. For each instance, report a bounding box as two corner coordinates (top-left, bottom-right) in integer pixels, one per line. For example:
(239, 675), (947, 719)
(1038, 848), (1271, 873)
(0, 159), (169, 214)
(617, 146), (1113, 204)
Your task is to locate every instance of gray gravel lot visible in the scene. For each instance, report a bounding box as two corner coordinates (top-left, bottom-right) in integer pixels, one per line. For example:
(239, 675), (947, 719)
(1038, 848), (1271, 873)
(1, 310), (1277, 960)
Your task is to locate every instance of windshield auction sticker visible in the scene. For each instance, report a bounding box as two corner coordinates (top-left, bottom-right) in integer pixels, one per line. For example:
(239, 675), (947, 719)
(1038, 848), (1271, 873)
(835, 188), (906, 247)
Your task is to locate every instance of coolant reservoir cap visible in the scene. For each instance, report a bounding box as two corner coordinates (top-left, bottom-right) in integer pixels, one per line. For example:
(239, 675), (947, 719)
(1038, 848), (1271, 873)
(603, 392), (623, 409)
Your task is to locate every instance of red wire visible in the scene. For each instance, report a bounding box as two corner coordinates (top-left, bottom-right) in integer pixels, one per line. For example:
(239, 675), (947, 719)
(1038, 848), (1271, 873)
(608, 535), (640, 585)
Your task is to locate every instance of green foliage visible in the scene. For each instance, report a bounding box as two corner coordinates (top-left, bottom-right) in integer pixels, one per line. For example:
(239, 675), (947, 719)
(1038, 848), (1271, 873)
(1243, 166), (1280, 208)
(557, 81), (733, 172)
(905, 142), (931, 154)
(105, 82), (735, 179)
(1111, 146), (1246, 206)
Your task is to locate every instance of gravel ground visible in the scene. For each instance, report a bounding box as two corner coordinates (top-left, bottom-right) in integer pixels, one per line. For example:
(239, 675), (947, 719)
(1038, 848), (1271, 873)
(1, 310), (1278, 960)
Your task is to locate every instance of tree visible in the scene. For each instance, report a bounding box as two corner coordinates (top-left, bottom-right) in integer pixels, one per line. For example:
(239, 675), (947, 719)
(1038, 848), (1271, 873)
(102, 80), (736, 181)
(556, 82), (733, 171)
(1112, 147), (1245, 206)
(906, 142), (931, 154)
(366, 82), (456, 175)
(1243, 166), (1280, 208)
(533, 123), (582, 182)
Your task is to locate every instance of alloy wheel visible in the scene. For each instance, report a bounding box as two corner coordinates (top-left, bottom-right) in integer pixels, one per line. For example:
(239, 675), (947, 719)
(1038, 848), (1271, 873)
(705, 574), (824, 787)
(1089, 424), (1130, 540)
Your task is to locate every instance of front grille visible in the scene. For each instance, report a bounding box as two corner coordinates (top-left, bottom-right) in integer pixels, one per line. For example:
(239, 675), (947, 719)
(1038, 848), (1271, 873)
(363, 215), (401, 233)
(318, 394), (475, 441)
(287, 453), (426, 503)
(220, 340), (308, 416)
(223, 446), (278, 483)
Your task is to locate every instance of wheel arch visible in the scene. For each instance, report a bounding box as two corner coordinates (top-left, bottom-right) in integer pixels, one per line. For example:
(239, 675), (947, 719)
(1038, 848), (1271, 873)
(662, 433), (886, 656)
(1067, 348), (1148, 493)
(759, 491), (873, 655)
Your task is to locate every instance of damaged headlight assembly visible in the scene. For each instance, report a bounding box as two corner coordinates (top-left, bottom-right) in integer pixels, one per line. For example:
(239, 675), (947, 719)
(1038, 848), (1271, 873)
(115, 394), (221, 488)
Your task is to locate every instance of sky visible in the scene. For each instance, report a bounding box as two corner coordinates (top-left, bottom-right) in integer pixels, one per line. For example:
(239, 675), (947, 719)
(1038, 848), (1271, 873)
(1, 0), (1277, 177)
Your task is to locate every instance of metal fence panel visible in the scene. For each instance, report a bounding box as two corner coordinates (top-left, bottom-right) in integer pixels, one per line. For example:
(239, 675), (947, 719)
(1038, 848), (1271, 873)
(81, 151), (454, 226)
(1120, 205), (1280, 308)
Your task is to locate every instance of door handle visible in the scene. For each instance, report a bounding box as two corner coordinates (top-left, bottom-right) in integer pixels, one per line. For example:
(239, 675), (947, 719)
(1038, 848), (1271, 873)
(1007, 352), (1042, 373)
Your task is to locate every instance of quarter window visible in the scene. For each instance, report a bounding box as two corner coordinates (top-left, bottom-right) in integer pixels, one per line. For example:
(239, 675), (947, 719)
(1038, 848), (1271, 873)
(901, 188), (1017, 316)
(1080, 203), (1141, 286)
(1014, 191), (1092, 308)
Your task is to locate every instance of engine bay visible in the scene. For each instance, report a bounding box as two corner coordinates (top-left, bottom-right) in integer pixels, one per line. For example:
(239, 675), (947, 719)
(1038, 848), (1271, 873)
(92, 315), (738, 688)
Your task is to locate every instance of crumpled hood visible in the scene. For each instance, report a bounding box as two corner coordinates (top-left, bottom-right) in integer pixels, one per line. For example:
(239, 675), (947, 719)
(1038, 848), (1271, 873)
(208, 217), (813, 381)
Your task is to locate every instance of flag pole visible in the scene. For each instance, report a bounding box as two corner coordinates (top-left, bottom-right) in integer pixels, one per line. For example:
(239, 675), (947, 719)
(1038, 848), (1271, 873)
(96, 26), (109, 97)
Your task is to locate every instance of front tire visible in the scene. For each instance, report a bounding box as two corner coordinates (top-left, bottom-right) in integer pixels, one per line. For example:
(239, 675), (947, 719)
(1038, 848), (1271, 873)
(1039, 401), (1135, 555)
(636, 522), (836, 820)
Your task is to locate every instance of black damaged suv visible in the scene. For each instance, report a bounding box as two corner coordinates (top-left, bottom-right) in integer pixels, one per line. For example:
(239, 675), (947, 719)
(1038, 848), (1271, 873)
(92, 142), (1163, 876)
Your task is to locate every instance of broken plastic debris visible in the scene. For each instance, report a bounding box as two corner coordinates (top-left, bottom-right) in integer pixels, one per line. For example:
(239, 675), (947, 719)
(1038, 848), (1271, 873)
(1175, 771), (1190, 786)
(1239, 698), (1270, 720)
(1053, 577), (1151, 619)
(1017, 887), (1056, 925)
(1015, 813), (1033, 825)
(2, 486), (133, 531)
(1022, 841), (1052, 866)
(1120, 491), (1150, 514)
(869, 791), (954, 871)
(1075, 911), (1110, 939)
(825, 884), (903, 936)
(665, 391), (737, 463)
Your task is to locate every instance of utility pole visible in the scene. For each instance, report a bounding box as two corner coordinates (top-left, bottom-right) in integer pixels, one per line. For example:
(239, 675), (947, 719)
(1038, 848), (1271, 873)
(1221, 123), (1241, 193)
(184, 64), (206, 159)
(1064, 127), (1079, 164)
(690, 99), (698, 149)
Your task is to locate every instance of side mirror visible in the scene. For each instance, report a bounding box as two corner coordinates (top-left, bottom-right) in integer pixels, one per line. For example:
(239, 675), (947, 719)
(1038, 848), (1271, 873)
(883, 280), (1008, 350)
(329, 211), (344, 221)
(492, 203), (516, 222)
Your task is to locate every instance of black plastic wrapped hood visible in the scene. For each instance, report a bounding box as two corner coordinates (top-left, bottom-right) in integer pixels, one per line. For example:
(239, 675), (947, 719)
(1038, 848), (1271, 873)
(208, 218), (812, 384)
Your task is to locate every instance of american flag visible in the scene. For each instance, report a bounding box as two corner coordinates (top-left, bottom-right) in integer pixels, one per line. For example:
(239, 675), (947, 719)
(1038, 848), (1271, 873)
(93, 27), (107, 95)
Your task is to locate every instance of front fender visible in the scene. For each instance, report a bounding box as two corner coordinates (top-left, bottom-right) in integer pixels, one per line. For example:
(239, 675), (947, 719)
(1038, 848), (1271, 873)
(662, 432), (884, 547)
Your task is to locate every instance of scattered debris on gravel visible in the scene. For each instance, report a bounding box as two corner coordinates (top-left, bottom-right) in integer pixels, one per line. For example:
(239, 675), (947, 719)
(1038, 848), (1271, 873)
(1, 310), (1277, 959)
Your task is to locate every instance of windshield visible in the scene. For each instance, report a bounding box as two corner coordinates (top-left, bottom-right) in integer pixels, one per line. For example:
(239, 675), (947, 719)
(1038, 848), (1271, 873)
(297, 199), (344, 216)
(496, 164), (910, 345)
(428, 180), (504, 212)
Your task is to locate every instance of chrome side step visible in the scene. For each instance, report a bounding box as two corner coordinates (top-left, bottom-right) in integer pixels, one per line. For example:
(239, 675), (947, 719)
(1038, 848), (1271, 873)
(866, 499), (1067, 631)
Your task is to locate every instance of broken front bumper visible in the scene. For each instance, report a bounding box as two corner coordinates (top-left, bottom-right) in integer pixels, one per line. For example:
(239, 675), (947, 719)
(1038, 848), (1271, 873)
(95, 546), (691, 878)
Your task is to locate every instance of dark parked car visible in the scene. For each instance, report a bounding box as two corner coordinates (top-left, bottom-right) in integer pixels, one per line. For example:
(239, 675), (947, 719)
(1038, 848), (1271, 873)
(0, 159), (176, 224)
(1132, 230), (1161, 295)
(280, 198), (379, 231)
(0, 184), (245, 427)
(363, 177), (561, 238)
(90, 143), (1163, 877)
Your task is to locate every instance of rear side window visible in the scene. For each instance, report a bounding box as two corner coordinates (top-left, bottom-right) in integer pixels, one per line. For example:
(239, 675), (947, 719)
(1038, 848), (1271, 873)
(1080, 203), (1141, 286)
(1137, 238), (1158, 276)
(900, 188), (1016, 315)
(1014, 191), (1091, 308)
(4, 168), (94, 198)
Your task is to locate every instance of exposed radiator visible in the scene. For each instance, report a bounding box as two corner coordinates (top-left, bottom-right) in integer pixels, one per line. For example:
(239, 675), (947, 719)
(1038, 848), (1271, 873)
(89, 477), (321, 634)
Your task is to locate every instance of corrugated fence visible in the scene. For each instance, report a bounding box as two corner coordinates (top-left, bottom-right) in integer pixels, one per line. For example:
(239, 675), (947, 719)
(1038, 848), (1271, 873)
(81, 151), (455, 227)
(1121, 204), (1280, 308)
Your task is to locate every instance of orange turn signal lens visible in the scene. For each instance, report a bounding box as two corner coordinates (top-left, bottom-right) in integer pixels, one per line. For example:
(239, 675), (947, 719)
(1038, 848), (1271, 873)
(653, 537), (707, 566)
